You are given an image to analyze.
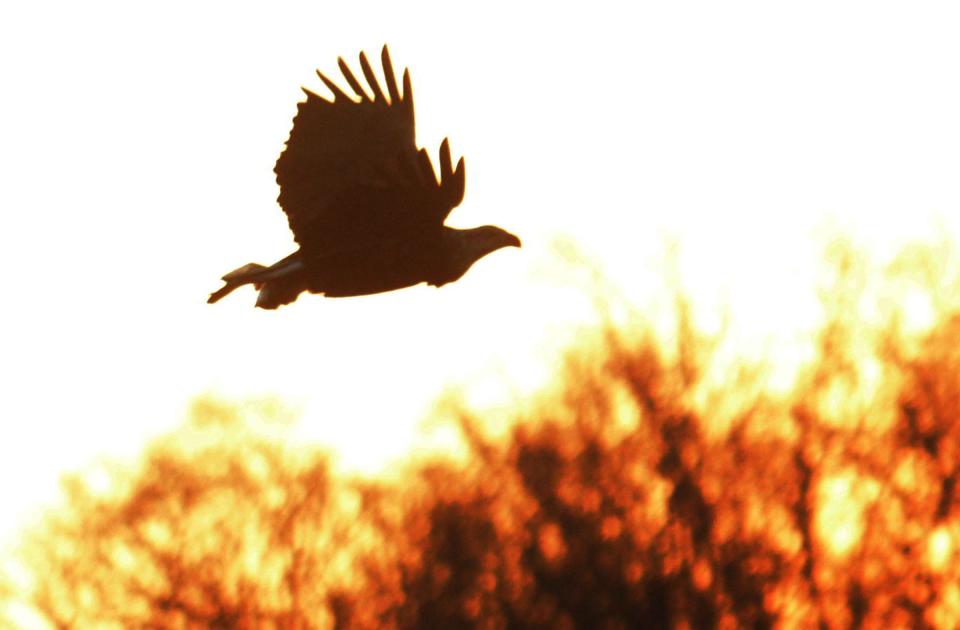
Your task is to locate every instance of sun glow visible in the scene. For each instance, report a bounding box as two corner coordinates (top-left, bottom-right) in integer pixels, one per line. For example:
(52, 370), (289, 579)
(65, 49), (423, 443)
(928, 527), (953, 572)
(4, 0), (960, 626)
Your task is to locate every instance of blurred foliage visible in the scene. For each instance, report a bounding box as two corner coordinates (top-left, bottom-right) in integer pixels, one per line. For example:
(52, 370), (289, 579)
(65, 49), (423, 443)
(4, 241), (960, 629)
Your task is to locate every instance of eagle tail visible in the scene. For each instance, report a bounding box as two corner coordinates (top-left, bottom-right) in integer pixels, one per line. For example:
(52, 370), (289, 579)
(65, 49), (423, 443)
(207, 263), (268, 304)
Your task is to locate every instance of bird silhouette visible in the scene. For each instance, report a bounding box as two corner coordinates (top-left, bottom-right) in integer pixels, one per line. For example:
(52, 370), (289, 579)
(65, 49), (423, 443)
(209, 45), (520, 309)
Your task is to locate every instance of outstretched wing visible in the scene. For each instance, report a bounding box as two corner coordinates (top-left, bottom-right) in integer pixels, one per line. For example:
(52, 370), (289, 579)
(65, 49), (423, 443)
(274, 46), (466, 256)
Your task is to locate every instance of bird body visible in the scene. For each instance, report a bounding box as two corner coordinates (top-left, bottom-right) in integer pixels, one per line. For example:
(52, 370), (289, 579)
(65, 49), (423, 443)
(209, 46), (519, 309)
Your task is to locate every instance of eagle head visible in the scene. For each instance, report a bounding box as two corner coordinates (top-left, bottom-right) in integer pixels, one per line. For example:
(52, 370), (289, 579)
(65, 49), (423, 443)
(435, 225), (520, 287)
(462, 225), (522, 259)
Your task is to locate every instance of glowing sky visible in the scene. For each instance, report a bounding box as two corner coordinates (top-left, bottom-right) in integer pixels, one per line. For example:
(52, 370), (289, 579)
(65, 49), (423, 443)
(2, 1), (960, 545)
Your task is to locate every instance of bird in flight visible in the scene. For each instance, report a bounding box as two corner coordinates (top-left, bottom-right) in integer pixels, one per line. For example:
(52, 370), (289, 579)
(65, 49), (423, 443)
(209, 45), (520, 309)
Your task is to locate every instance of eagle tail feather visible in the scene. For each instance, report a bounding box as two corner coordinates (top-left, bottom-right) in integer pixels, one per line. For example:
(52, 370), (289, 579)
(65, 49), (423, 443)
(208, 263), (269, 304)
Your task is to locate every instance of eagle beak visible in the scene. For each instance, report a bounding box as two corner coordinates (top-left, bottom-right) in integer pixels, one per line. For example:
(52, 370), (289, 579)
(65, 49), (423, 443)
(504, 233), (521, 248)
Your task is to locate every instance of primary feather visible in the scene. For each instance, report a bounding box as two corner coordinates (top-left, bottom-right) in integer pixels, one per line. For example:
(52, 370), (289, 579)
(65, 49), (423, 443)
(209, 45), (519, 309)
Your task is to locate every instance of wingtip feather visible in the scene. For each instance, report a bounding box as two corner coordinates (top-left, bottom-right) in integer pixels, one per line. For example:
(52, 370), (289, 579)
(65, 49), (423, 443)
(315, 69), (348, 101)
(358, 50), (386, 103)
(418, 148), (437, 185)
(402, 68), (413, 107)
(338, 56), (370, 101)
(439, 138), (453, 179)
(381, 46), (400, 104)
(456, 157), (466, 187)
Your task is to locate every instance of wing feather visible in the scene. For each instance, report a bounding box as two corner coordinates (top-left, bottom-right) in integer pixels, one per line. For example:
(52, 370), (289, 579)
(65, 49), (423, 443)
(417, 148), (437, 186)
(381, 46), (401, 104)
(337, 57), (370, 101)
(315, 70), (350, 102)
(401, 69), (413, 114)
(358, 52), (387, 104)
(274, 46), (466, 255)
(439, 138), (453, 182)
(449, 157), (466, 206)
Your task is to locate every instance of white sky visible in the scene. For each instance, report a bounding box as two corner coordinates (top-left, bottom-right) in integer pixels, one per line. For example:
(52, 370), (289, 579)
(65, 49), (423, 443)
(2, 1), (960, 545)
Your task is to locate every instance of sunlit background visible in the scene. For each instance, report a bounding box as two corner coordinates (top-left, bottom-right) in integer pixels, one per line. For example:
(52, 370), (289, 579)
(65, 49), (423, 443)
(2, 0), (960, 569)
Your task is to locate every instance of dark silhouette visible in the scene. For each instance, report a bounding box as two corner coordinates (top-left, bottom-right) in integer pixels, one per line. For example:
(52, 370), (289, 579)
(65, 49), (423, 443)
(209, 46), (520, 308)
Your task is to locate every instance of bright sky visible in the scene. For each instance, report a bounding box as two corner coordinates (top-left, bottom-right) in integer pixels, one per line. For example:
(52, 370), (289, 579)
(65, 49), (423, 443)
(2, 1), (960, 545)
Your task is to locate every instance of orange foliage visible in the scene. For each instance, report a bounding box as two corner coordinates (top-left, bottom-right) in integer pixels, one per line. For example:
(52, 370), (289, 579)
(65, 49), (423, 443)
(3, 241), (960, 628)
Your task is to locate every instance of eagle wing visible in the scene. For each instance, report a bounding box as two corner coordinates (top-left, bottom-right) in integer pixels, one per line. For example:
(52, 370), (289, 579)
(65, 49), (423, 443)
(274, 46), (466, 256)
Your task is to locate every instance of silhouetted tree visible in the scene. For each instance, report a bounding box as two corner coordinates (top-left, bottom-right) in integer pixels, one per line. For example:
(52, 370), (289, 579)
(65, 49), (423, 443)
(6, 242), (960, 628)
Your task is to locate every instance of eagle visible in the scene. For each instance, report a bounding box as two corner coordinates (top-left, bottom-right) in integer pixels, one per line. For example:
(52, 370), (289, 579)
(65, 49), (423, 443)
(208, 45), (520, 309)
